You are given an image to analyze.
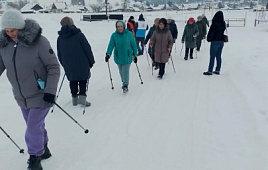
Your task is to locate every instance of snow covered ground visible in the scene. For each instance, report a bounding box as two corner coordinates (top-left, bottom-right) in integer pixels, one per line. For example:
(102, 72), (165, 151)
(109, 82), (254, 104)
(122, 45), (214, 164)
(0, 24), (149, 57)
(0, 9), (268, 170)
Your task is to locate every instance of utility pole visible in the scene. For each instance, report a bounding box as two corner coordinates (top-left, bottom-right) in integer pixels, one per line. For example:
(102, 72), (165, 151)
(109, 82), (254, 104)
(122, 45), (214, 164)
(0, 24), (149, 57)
(105, 0), (108, 16)
(165, 0), (167, 16)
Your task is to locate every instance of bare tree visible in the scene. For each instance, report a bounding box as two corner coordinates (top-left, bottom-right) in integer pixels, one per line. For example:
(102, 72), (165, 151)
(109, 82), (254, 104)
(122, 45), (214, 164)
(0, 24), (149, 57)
(90, 4), (102, 12)
(121, 0), (130, 11)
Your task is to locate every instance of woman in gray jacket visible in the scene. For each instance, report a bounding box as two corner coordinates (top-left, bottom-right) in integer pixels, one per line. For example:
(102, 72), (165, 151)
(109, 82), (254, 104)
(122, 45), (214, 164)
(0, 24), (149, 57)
(0, 9), (60, 170)
(181, 17), (199, 60)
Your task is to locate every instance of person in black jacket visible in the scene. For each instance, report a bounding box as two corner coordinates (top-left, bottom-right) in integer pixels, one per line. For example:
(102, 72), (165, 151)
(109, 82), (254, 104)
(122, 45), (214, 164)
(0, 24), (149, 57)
(144, 18), (160, 69)
(57, 17), (95, 105)
(202, 14), (210, 37)
(167, 16), (178, 43)
(127, 16), (135, 37)
(196, 16), (206, 51)
(203, 11), (226, 76)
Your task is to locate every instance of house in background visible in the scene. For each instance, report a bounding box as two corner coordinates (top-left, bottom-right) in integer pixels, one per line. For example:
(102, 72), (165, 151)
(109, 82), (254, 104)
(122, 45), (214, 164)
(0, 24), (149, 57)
(20, 3), (43, 14)
(51, 2), (67, 13)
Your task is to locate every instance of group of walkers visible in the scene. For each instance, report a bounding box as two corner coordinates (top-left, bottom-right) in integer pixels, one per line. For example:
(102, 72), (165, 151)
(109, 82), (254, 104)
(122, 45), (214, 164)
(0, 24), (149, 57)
(0, 8), (226, 170)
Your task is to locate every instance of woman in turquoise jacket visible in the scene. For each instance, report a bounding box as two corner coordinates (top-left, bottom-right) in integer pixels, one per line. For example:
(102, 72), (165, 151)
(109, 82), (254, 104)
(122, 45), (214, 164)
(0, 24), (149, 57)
(105, 21), (138, 93)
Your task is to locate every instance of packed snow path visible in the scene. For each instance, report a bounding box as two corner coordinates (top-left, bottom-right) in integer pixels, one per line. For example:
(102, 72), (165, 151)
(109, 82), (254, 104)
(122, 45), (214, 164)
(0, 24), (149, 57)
(0, 10), (268, 170)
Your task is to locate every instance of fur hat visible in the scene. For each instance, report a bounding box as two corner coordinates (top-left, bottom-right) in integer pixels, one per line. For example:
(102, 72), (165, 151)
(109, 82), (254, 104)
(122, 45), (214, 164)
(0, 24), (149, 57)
(1, 8), (25, 29)
(159, 18), (167, 27)
(188, 17), (195, 23)
(60, 17), (74, 26)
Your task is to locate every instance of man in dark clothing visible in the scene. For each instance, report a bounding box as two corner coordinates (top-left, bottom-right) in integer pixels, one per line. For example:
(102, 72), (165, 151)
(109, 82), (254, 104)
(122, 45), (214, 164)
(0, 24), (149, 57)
(202, 14), (210, 37)
(167, 17), (178, 43)
(135, 14), (148, 55)
(196, 16), (206, 51)
(144, 18), (160, 69)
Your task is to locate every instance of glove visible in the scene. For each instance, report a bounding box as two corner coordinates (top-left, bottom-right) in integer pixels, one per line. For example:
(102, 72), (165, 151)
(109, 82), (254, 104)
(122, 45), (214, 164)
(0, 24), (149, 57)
(105, 53), (110, 62)
(43, 93), (55, 104)
(133, 56), (137, 63)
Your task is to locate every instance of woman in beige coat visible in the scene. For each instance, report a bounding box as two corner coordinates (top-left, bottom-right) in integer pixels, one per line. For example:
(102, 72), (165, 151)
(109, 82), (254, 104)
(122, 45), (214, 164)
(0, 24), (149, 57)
(150, 18), (173, 79)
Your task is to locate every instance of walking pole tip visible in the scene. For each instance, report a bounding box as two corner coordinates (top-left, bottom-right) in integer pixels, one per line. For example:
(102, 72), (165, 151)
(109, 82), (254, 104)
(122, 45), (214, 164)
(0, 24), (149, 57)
(20, 149), (24, 154)
(85, 129), (89, 134)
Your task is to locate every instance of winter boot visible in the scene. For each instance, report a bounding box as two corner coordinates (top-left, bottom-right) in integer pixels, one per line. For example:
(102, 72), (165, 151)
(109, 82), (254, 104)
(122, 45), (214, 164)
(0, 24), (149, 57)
(41, 143), (52, 160)
(213, 71), (220, 75)
(27, 156), (43, 170)
(28, 143), (51, 164)
(184, 56), (188, 60)
(157, 75), (163, 79)
(203, 72), (213, 76)
(122, 85), (129, 93)
(78, 95), (91, 107)
(72, 95), (78, 106)
(190, 55), (194, 59)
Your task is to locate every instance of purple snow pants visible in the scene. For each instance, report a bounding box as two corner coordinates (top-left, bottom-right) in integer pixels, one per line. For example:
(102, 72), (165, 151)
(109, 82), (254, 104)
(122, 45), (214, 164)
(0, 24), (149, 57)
(21, 107), (50, 156)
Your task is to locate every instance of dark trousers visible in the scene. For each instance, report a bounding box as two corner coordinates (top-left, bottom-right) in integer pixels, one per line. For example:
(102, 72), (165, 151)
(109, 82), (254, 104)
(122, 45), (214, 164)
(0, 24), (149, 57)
(158, 63), (166, 76)
(185, 48), (194, 58)
(208, 41), (224, 72)
(196, 36), (203, 50)
(149, 52), (158, 67)
(136, 40), (144, 54)
(70, 80), (88, 97)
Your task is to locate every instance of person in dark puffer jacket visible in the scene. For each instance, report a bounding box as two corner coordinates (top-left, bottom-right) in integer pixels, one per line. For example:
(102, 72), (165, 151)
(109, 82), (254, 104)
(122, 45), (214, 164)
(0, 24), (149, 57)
(127, 16), (136, 37)
(167, 16), (178, 43)
(196, 16), (206, 51)
(57, 17), (95, 106)
(0, 9), (60, 170)
(144, 18), (160, 69)
(203, 11), (226, 76)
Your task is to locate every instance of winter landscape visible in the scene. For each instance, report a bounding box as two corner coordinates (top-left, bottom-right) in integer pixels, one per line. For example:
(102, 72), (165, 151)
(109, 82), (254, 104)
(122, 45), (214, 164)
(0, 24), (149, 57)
(0, 2), (268, 170)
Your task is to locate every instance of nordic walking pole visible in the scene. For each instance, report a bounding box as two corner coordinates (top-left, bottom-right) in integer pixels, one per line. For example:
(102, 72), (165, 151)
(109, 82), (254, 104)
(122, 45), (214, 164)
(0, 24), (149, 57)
(196, 49), (198, 59)
(51, 74), (66, 113)
(179, 43), (184, 57)
(145, 46), (150, 66)
(0, 126), (24, 154)
(107, 61), (114, 90)
(175, 42), (177, 53)
(151, 59), (154, 76)
(53, 102), (89, 134)
(170, 54), (176, 73)
(135, 63), (143, 84)
(83, 79), (90, 115)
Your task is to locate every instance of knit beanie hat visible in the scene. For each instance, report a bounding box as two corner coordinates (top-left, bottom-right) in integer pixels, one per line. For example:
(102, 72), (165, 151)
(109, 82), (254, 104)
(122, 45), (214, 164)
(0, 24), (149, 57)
(116, 21), (124, 27)
(197, 16), (202, 20)
(60, 17), (74, 26)
(1, 8), (25, 29)
(188, 17), (195, 23)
